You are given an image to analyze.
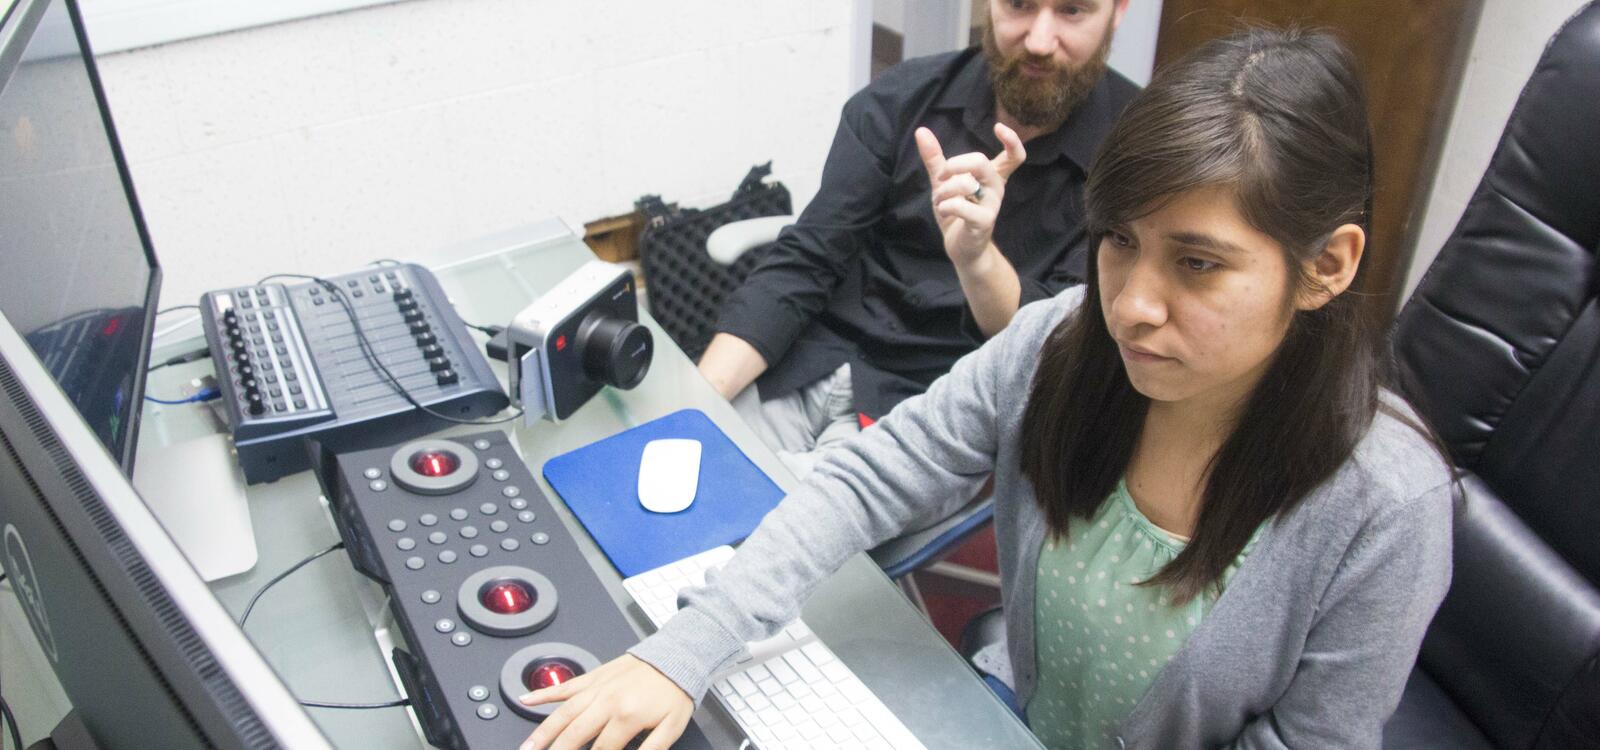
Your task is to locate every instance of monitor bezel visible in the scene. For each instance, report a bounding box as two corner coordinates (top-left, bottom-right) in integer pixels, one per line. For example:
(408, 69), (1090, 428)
(0, 0), (164, 475)
(0, 309), (331, 749)
(67, 0), (164, 474)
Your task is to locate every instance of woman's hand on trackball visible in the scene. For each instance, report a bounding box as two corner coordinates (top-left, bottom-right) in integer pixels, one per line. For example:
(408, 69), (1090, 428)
(517, 654), (694, 750)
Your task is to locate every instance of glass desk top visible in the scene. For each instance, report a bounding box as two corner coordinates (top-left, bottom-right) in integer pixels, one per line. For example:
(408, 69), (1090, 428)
(138, 219), (1041, 749)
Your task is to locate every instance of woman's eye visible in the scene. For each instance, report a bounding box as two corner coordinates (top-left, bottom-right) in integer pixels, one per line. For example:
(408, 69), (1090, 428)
(1109, 231), (1133, 248)
(1179, 257), (1218, 272)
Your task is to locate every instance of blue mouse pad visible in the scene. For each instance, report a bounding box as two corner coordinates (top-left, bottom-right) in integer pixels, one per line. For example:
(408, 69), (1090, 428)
(542, 408), (785, 577)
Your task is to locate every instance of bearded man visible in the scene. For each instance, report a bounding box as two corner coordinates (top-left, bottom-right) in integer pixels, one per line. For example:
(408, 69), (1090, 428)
(701, 0), (1137, 477)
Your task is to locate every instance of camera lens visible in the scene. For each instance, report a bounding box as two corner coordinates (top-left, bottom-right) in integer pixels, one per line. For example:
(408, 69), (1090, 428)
(576, 312), (653, 390)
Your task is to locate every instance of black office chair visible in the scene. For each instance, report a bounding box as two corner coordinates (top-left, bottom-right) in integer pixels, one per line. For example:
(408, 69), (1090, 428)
(1385, 2), (1600, 746)
(638, 168), (999, 603)
(959, 4), (1600, 745)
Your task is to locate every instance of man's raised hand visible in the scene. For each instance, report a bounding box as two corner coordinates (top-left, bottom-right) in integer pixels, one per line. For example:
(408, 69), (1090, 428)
(914, 122), (1027, 269)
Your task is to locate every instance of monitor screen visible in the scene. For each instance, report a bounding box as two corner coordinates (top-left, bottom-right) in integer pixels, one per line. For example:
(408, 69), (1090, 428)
(0, 0), (159, 470)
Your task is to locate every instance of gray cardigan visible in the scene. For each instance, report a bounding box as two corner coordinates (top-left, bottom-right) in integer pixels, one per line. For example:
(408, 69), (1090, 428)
(631, 288), (1454, 749)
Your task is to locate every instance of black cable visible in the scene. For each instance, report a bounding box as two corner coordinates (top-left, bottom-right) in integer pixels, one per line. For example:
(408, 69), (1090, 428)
(299, 698), (410, 710)
(1, 694), (21, 750)
(146, 346), (213, 372)
(460, 320), (502, 337)
(238, 541), (345, 627)
(258, 274), (525, 426)
(229, 543), (412, 712)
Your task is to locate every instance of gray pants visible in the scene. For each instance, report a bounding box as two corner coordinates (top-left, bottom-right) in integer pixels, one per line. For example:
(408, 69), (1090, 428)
(731, 364), (860, 480)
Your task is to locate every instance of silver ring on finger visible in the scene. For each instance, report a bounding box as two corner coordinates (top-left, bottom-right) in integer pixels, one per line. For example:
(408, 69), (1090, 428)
(969, 185), (986, 202)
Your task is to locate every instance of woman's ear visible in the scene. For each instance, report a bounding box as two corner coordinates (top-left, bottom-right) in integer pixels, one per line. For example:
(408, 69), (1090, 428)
(1295, 223), (1365, 311)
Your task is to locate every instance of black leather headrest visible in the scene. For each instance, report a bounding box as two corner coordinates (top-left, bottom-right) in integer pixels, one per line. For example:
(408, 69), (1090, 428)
(1393, 1), (1600, 586)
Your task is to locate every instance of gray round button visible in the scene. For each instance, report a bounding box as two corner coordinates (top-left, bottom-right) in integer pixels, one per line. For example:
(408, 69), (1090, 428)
(450, 508), (469, 521)
(452, 631), (472, 647)
(434, 618), (455, 633)
(492, 469), (510, 481)
(509, 498), (528, 510)
(500, 538), (520, 552)
(485, 458), (504, 470)
(387, 519), (407, 532)
(428, 531), (447, 545)
(469, 544), (489, 557)
(460, 526), (479, 539)
(421, 589), (441, 604)
(518, 510), (536, 523)
(490, 520), (509, 533)
(419, 513), (439, 526)
(405, 556), (424, 570)
(476, 703), (498, 720)
(369, 480), (388, 492)
(363, 468), (382, 480)
(530, 532), (550, 545)
(468, 685), (490, 702)
(480, 502), (498, 515)
(396, 537), (416, 551)
(473, 439), (491, 451)
(502, 486), (520, 498)
(438, 550), (457, 564)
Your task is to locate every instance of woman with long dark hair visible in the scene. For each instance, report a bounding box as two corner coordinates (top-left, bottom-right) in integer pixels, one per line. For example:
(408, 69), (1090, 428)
(519, 27), (1453, 750)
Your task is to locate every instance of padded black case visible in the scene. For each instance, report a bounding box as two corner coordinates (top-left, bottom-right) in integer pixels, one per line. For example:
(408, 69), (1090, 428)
(637, 163), (792, 361)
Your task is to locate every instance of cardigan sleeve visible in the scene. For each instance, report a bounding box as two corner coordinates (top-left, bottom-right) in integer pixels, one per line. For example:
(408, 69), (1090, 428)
(1228, 481), (1454, 749)
(630, 290), (1081, 702)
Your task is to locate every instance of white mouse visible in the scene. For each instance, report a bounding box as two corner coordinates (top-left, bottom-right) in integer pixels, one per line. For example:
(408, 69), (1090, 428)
(637, 438), (701, 513)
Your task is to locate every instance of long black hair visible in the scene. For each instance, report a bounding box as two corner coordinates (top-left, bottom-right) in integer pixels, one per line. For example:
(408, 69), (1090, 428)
(1020, 28), (1388, 605)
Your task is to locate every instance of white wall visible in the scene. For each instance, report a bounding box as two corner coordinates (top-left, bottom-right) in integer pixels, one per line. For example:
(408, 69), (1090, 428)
(91, 0), (858, 308)
(1402, 0), (1589, 301)
(1107, 0), (1161, 86)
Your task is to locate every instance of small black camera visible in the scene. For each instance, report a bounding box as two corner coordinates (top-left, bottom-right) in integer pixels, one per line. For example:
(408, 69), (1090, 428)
(507, 261), (654, 422)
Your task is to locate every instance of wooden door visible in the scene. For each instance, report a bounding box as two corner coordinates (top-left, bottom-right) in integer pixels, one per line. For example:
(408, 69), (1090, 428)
(1156, 0), (1481, 327)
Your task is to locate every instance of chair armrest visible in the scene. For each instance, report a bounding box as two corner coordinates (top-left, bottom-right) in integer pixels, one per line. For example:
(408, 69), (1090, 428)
(1418, 473), (1600, 748)
(704, 215), (795, 265)
(868, 491), (994, 580)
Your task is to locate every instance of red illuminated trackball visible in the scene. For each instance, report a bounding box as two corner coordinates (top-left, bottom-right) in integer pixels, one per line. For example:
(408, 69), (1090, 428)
(528, 661), (578, 690)
(409, 450), (458, 477)
(482, 581), (534, 615)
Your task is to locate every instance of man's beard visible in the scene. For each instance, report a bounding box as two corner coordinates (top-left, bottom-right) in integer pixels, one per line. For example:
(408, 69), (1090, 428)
(982, 19), (1113, 131)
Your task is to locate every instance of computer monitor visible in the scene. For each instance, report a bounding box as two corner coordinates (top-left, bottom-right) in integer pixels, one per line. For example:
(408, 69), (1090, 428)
(0, 0), (328, 747)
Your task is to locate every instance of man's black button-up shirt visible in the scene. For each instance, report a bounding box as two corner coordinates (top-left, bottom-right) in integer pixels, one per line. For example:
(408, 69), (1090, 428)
(716, 48), (1138, 419)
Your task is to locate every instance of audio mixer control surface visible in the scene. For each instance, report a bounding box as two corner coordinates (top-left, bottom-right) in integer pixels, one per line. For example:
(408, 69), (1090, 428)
(315, 430), (713, 750)
(199, 264), (507, 484)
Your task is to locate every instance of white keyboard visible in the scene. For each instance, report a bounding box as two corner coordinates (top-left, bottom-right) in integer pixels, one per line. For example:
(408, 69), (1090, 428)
(623, 546), (926, 750)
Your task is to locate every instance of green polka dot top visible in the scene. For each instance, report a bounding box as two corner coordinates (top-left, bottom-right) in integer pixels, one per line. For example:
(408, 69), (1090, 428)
(1029, 479), (1263, 749)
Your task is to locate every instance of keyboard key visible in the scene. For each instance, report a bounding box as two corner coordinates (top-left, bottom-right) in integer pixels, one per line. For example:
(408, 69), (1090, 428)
(728, 673), (757, 696)
(785, 651), (823, 683)
(768, 660), (800, 685)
